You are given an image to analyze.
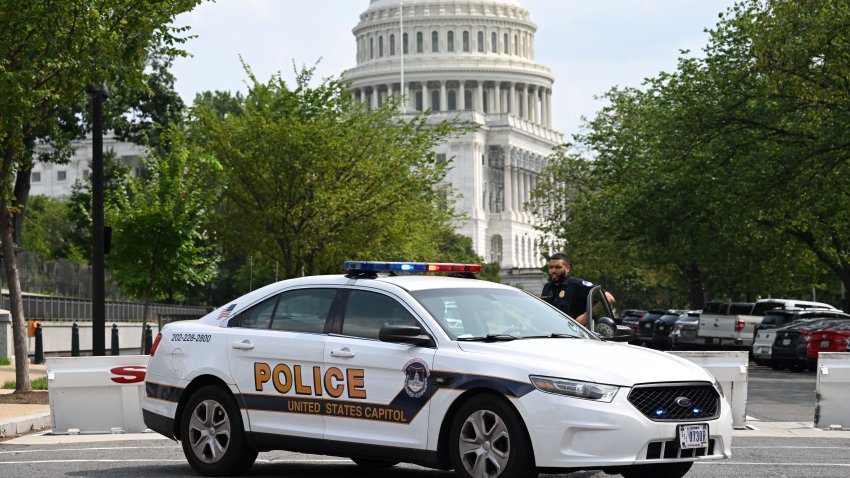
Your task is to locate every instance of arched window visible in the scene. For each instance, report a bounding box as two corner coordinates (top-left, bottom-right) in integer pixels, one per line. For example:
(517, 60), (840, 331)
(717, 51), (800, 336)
(370, 37), (374, 59)
(503, 33), (509, 54)
(447, 31), (455, 52)
(431, 31), (439, 52)
(491, 235), (503, 264)
(464, 90), (473, 110)
(431, 90), (441, 111)
(463, 31), (470, 52)
(379, 36), (384, 57)
(478, 31), (484, 52)
(403, 33), (409, 54)
(491, 32), (497, 53)
(390, 34), (395, 56)
(415, 91), (423, 111)
(448, 90), (456, 110)
(416, 32), (423, 53)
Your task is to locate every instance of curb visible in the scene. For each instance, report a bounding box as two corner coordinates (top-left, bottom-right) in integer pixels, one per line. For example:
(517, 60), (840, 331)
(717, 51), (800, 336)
(0, 412), (51, 438)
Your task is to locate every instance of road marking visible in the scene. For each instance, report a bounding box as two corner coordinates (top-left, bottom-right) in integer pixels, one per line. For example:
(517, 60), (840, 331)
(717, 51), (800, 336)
(733, 446), (849, 449)
(697, 462), (850, 467)
(0, 458), (354, 465)
(0, 445), (177, 455)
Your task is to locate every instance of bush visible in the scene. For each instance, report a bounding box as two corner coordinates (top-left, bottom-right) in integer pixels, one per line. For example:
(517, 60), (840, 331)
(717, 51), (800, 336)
(0, 356), (10, 366)
(2, 376), (48, 390)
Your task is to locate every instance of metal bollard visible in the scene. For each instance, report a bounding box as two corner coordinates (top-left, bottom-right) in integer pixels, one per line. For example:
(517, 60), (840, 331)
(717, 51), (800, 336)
(143, 324), (153, 355)
(111, 323), (119, 356)
(34, 323), (44, 364)
(71, 322), (80, 357)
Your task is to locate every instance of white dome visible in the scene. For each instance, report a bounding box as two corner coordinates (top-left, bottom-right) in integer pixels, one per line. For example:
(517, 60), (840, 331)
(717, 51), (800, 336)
(368, 0), (523, 8)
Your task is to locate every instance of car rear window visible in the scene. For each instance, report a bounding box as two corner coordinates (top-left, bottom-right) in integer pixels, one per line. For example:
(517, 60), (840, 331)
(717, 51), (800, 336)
(760, 314), (787, 329)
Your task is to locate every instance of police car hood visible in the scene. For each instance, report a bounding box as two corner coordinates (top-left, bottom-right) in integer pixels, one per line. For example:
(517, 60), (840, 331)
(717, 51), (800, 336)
(456, 339), (712, 386)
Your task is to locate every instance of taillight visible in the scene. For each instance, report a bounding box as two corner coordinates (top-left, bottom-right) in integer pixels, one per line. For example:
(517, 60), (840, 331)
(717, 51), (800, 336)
(735, 320), (745, 332)
(149, 333), (163, 356)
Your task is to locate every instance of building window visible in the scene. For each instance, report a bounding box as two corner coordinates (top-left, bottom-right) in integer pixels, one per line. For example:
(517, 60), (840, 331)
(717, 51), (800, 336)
(491, 235), (503, 263)
(416, 32), (423, 53)
(403, 33), (409, 54)
(504, 33), (509, 54)
(57, 170), (67, 181)
(390, 34), (395, 55)
(31, 171), (41, 183)
(432, 31), (439, 52)
(370, 37), (374, 59)
(436, 153), (447, 163)
(465, 90), (473, 110)
(447, 31), (454, 52)
(379, 36), (384, 57)
(478, 31), (484, 53)
(416, 91), (423, 111)
(514, 35), (518, 55)
(463, 31), (470, 52)
(431, 90), (440, 111)
(448, 90), (456, 110)
(491, 32), (497, 53)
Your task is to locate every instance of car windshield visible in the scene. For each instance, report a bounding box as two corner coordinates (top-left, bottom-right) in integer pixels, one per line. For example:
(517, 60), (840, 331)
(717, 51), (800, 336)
(411, 288), (591, 341)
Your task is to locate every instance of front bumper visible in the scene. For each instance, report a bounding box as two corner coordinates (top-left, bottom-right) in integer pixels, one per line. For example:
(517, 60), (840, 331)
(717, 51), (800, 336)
(515, 386), (733, 468)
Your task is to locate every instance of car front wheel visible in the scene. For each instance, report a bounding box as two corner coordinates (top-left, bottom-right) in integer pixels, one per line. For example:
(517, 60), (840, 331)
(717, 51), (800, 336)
(180, 385), (257, 476)
(449, 394), (536, 478)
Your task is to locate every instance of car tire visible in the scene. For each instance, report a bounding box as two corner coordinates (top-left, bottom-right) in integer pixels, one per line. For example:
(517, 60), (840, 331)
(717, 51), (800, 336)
(350, 457), (400, 468)
(619, 461), (693, 478)
(180, 385), (257, 477)
(449, 394), (537, 478)
(595, 322), (615, 338)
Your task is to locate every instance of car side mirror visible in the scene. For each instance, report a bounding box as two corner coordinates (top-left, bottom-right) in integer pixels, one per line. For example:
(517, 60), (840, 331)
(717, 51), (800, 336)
(379, 324), (434, 347)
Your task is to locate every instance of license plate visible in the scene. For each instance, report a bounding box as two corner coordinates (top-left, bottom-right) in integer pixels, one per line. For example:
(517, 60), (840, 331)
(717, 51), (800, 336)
(782, 338), (791, 346)
(679, 424), (709, 449)
(644, 323), (652, 329)
(821, 340), (831, 348)
(759, 346), (770, 354)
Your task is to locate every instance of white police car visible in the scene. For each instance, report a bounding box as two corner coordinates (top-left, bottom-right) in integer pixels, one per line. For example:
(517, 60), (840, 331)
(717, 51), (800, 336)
(142, 261), (732, 478)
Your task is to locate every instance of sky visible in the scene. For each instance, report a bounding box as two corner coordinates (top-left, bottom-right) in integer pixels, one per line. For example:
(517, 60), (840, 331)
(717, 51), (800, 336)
(171, 0), (738, 140)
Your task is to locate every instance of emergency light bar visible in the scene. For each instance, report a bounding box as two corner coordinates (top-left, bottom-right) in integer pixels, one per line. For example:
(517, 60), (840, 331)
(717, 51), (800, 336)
(343, 261), (481, 274)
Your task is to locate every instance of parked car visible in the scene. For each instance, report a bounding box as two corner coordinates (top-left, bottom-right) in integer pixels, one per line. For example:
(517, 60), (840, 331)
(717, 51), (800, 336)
(805, 319), (850, 368)
(671, 311), (702, 350)
(618, 308), (647, 326)
(770, 317), (850, 371)
(751, 309), (847, 366)
(636, 309), (672, 346)
(621, 310), (647, 344)
(650, 310), (690, 350)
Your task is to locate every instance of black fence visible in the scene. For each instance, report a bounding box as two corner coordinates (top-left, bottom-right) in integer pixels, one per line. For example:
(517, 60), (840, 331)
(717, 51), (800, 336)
(0, 292), (211, 322)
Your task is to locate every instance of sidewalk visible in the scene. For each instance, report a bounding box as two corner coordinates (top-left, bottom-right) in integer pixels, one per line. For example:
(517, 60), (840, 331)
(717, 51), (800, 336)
(0, 361), (51, 438)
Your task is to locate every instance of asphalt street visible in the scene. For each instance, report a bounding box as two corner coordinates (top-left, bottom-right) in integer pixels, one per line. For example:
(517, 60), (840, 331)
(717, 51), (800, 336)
(1, 364), (848, 478)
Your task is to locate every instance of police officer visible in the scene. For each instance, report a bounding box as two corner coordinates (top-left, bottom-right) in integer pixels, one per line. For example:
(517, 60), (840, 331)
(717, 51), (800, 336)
(541, 252), (603, 326)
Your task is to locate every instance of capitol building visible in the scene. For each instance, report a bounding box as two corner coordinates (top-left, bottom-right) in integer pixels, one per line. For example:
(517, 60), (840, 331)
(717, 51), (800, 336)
(343, 0), (563, 285)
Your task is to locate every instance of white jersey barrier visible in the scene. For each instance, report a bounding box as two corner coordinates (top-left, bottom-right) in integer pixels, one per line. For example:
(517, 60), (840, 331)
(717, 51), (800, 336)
(668, 351), (749, 429)
(47, 355), (149, 434)
(815, 352), (850, 430)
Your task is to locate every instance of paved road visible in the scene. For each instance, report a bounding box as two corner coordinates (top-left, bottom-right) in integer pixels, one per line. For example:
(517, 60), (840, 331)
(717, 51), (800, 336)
(2, 362), (847, 478)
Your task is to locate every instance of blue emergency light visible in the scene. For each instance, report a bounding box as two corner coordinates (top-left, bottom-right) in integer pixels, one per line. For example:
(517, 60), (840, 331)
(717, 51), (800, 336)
(343, 261), (481, 274)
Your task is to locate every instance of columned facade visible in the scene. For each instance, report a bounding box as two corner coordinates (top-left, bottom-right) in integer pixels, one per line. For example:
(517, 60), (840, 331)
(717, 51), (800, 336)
(344, 0), (563, 286)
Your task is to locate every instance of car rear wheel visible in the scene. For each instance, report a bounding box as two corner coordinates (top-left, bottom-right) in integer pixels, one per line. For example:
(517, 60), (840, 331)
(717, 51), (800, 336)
(619, 461), (693, 478)
(449, 394), (536, 478)
(180, 385), (257, 476)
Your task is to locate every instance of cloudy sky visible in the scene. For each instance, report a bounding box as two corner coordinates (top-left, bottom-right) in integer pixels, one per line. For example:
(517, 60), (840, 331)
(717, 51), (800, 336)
(171, 0), (737, 140)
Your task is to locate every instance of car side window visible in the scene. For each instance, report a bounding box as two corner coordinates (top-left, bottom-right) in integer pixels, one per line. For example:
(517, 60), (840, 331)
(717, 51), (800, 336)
(270, 289), (336, 334)
(342, 290), (417, 340)
(231, 296), (278, 329)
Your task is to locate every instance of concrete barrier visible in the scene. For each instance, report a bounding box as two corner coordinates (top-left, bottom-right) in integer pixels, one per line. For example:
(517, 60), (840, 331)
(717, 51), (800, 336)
(47, 355), (149, 434)
(669, 350), (749, 429)
(815, 352), (850, 430)
(0, 309), (10, 358)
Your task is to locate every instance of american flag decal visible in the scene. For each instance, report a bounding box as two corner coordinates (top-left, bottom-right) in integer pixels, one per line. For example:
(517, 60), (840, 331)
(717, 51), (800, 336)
(217, 303), (237, 320)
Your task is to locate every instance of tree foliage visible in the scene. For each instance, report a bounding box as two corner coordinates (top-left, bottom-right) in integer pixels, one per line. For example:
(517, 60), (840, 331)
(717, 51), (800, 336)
(191, 65), (478, 279)
(531, 0), (850, 310)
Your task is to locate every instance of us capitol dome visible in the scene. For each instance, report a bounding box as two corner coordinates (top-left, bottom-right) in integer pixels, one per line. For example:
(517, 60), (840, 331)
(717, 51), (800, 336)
(343, 0), (563, 286)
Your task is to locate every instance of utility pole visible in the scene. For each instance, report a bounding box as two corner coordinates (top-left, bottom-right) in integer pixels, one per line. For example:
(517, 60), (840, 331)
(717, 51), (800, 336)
(86, 83), (108, 356)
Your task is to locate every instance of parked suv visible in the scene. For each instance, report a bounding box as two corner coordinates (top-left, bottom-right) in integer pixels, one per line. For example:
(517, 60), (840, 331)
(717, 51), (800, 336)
(636, 309), (671, 346)
(650, 310), (689, 350)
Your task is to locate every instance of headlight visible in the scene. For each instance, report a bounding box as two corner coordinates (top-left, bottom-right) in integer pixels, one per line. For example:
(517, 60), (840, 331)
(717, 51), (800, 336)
(530, 376), (619, 402)
(713, 378), (725, 398)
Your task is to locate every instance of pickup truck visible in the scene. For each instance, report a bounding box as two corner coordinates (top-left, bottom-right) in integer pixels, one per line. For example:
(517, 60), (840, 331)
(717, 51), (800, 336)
(697, 298), (839, 348)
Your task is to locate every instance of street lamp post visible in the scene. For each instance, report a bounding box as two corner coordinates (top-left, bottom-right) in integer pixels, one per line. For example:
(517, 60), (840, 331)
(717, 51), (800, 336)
(86, 83), (108, 356)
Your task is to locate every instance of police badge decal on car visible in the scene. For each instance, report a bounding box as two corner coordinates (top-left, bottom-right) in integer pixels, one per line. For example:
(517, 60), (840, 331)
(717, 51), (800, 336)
(403, 358), (430, 398)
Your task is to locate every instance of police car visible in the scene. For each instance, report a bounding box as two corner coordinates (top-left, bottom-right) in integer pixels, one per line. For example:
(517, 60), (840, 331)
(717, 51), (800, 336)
(142, 261), (732, 478)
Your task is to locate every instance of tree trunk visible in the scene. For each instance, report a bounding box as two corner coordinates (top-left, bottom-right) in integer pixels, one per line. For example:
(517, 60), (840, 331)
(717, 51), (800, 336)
(0, 200), (30, 392)
(12, 165), (31, 247)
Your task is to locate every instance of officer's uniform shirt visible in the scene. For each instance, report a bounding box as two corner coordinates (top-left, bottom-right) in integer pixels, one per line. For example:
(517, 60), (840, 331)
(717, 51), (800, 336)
(541, 276), (595, 319)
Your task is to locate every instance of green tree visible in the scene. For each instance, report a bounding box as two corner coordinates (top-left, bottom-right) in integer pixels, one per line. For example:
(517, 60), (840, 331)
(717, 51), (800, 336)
(191, 65), (477, 279)
(108, 129), (221, 347)
(18, 195), (74, 260)
(0, 0), (201, 391)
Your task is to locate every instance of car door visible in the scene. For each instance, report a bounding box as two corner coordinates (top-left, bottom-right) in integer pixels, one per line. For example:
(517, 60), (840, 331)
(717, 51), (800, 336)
(323, 288), (437, 450)
(226, 287), (338, 439)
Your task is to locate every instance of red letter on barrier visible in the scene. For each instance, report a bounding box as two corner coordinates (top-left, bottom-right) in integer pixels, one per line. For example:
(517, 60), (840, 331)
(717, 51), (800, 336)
(110, 366), (147, 384)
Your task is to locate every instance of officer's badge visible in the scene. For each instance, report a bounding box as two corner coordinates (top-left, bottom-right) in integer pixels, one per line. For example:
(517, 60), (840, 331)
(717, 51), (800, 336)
(558, 290), (565, 298)
(403, 358), (430, 398)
